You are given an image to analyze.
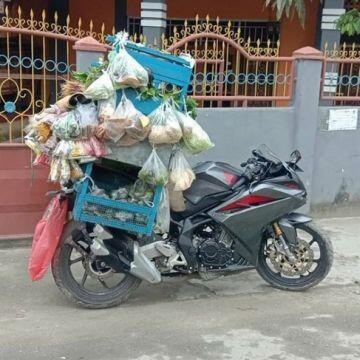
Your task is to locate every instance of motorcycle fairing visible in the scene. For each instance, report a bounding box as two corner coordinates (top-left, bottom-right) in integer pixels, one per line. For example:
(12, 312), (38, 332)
(208, 182), (306, 265)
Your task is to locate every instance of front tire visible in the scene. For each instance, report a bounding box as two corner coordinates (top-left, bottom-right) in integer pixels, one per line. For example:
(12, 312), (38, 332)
(51, 221), (141, 309)
(256, 222), (333, 291)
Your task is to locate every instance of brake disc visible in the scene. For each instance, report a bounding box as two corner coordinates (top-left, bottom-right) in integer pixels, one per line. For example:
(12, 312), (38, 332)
(266, 239), (314, 276)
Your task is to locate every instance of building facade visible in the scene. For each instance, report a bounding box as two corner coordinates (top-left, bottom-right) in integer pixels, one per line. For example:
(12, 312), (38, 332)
(1, 0), (346, 55)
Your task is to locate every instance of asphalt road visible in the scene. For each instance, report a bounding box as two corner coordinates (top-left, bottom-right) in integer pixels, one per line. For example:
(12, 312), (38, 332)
(0, 217), (359, 360)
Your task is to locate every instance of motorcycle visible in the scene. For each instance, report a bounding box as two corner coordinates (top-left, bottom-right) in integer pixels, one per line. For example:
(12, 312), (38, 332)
(51, 146), (333, 308)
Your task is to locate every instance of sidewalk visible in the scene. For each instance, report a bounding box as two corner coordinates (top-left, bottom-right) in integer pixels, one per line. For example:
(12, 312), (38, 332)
(0, 217), (359, 360)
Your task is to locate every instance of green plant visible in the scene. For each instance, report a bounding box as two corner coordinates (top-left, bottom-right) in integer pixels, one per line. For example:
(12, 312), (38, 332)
(264, 0), (318, 27)
(137, 84), (198, 119)
(71, 60), (108, 87)
(336, 9), (360, 35)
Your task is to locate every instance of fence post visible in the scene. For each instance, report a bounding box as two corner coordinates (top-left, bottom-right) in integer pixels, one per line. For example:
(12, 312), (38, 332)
(73, 36), (108, 72)
(292, 46), (323, 212)
(140, 0), (167, 47)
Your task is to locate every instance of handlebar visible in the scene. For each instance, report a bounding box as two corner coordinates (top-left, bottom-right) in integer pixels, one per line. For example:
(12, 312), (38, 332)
(241, 151), (283, 182)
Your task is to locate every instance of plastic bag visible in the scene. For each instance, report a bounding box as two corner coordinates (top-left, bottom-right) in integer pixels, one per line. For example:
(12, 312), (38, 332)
(70, 140), (88, 158)
(176, 110), (214, 154)
(155, 188), (170, 234)
(111, 93), (150, 144)
(123, 115), (150, 144)
(89, 136), (109, 157)
(102, 118), (131, 142)
(36, 122), (52, 143)
(69, 160), (84, 181)
(60, 158), (71, 183)
(49, 158), (62, 182)
(110, 187), (129, 200)
(25, 138), (42, 157)
(53, 140), (73, 158)
(33, 152), (51, 167)
(98, 95), (116, 122)
(168, 183), (186, 212)
(44, 135), (58, 153)
(100, 93), (138, 142)
(52, 111), (81, 140)
(169, 149), (195, 191)
(108, 48), (148, 88)
(84, 71), (115, 100)
(148, 102), (182, 145)
(28, 196), (68, 281)
(128, 180), (154, 205)
(138, 148), (169, 186)
(76, 102), (98, 127)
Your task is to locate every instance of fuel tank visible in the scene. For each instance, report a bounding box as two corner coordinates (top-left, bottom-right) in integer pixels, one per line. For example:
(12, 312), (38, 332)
(173, 162), (243, 219)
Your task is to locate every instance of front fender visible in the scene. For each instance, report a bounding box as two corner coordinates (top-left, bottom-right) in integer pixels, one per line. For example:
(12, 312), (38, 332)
(283, 212), (312, 225)
(279, 213), (312, 246)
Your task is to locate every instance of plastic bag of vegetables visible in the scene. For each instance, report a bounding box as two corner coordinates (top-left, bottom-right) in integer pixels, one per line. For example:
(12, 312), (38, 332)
(128, 180), (154, 205)
(88, 136), (109, 157)
(155, 188), (170, 234)
(108, 47), (148, 88)
(138, 148), (169, 186)
(98, 95), (116, 122)
(69, 160), (84, 181)
(76, 102), (98, 128)
(176, 110), (213, 154)
(49, 158), (62, 182)
(169, 149), (195, 191)
(53, 140), (73, 158)
(52, 111), (81, 140)
(168, 182), (186, 212)
(118, 116), (150, 146)
(148, 102), (182, 145)
(100, 93), (135, 142)
(84, 71), (115, 100)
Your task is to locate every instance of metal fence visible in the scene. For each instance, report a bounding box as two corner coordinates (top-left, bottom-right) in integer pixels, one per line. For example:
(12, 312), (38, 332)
(2, 7), (360, 143)
(159, 16), (293, 108)
(321, 42), (360, 105)
(0, 6), (111, 142)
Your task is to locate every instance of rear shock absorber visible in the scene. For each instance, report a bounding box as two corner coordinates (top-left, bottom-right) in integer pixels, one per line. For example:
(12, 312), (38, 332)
(272, 223), (296, 263)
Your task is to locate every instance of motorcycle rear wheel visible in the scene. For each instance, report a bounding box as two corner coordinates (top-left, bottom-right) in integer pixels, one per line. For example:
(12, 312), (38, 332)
(256, 222), (333, 291)
(51, 221), (141, 309)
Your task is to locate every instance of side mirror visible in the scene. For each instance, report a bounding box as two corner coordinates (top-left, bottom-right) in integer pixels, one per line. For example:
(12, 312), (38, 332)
(290, 150), (302, 164)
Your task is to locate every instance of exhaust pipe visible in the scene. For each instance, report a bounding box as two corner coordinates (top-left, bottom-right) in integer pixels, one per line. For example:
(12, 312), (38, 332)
(130, 242), (161, 283)
(86, 226), (161, 284)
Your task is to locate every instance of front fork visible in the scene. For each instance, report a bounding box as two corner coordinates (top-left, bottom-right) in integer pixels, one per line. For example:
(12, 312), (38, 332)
(272, 222), (297, 263)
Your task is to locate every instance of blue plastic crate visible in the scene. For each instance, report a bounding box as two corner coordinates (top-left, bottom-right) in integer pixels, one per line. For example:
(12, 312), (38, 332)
(73, 162), (162, 235)
(120, 42), (193, 114)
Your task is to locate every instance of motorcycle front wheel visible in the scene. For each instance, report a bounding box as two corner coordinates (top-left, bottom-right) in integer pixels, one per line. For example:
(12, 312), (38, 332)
(256, 222), (333, 291)
(51, 221), (141, 309)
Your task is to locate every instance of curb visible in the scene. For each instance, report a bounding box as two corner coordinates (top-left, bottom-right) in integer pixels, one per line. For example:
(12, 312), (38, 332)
(0, 236), (32, 249)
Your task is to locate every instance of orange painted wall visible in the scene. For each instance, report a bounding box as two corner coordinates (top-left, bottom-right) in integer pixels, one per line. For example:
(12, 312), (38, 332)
(279, 1), (320, 56)
(128, 0), (274, 20)
(127, 0), (320, 56)
(69, 0), (115, 34)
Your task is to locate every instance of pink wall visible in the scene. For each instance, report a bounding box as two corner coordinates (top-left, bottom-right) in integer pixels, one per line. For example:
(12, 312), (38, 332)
(0, 145), (56, 239)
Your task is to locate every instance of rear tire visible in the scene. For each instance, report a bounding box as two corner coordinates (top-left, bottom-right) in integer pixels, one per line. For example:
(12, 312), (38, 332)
(256, 222), (333, 291)
(51, 221), (141, 309)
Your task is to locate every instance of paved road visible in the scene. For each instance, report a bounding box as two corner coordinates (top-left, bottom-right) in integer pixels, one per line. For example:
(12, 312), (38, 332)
(0, 217), (359, 360)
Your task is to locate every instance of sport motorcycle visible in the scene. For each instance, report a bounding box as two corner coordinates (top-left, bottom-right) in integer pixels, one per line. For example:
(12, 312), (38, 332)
(51, 146), (333, 308)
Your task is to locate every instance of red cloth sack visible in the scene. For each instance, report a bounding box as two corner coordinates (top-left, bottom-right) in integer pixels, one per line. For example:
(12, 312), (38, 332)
(28, 196), (68, 281)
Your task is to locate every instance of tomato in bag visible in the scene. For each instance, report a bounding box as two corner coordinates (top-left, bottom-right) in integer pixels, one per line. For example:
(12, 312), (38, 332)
(28, 196), (68, 281)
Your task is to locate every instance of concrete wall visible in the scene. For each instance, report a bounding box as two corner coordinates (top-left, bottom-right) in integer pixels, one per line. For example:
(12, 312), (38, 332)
(195, 106), (360, 208)
(194, 108), (294, 166)
(312, 107), (360, 205)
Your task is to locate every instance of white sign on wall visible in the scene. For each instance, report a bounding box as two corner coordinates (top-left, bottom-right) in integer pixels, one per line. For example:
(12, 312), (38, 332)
(328, 109), (358, 131)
